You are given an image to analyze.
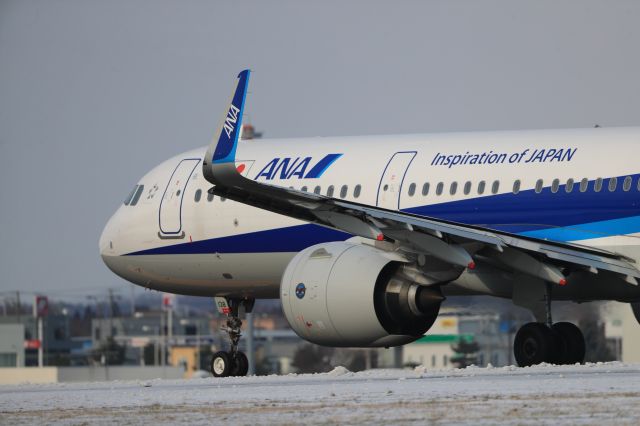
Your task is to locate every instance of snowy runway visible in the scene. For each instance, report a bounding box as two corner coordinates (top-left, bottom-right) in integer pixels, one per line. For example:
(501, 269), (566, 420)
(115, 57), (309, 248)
(1, 363), (639, 425)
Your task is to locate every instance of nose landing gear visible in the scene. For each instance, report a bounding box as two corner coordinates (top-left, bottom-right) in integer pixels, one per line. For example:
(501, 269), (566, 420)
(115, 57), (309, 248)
(210, 297), (253, 377)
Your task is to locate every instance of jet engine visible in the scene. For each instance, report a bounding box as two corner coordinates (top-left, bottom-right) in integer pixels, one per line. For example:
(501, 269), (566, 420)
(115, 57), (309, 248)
(280, 241), (443, 347)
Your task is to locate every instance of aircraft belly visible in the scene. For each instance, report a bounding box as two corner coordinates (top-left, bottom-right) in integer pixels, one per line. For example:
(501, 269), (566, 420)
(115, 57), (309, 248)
(102, 252), (293, 298)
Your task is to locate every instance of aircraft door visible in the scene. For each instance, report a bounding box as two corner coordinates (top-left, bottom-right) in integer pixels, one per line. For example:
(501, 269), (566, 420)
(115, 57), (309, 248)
(376, 151), (417, 210)
(159, 158), (200, 237)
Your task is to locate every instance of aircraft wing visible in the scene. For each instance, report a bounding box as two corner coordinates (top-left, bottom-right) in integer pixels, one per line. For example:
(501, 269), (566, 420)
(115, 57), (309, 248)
(203, 70), (640, 286)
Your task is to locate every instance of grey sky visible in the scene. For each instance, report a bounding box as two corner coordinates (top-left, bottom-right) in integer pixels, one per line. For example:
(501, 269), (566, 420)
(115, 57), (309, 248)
(1, 0), (639, 300)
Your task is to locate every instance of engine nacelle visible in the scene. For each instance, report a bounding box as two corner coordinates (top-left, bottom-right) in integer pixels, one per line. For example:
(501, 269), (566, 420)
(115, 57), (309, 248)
(281, 241), (443, 347)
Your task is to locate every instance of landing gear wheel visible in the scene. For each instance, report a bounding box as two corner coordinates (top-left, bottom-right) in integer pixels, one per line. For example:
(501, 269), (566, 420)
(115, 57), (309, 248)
(211, 351), (234, 377)
(231, 351), (249, 377)
(514, 322), (555, 367)
(211, 297), (255, 378)
(552, 322), (585, 365)
(549, 327), (569, 365)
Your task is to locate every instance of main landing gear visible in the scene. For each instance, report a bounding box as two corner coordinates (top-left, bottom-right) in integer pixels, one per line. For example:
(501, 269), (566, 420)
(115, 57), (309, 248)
(513, 283), (586, 367)
(514, 321), (585, 366)
(210, 297), (253, 377)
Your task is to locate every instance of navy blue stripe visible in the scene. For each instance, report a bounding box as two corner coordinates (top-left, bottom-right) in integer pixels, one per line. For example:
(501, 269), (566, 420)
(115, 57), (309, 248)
(405, 174), (640, 233)
(128, 173), (640, 256)
(127, 224), (350, 256)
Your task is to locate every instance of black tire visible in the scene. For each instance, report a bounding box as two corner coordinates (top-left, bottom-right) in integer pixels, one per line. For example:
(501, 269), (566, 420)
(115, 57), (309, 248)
(514, 322), (556, 367)
(549, 327), (569, 365)
(231, 352), (249, 377)
(211, 351), (234, 377)
(552, 322), (585, 365)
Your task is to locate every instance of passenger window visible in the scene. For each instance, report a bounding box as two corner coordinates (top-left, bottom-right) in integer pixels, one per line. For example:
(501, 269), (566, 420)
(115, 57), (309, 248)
(301, 186), (308, 192)
(207, 191), (214, 202)
(512, 180), (521, 194)
(608, 177), (617, 192)
(353, 184), (361, 198)
(436, 182), (444, 196)
(565, 179), (574, 193)
(124, 186), (138, 205)
(194, 189), (202, 202)
(314, 186), (321, 195)
(340, 185), (348, 198)
(579, 178), (588, 192)
(477, 181), (486, 195)
(422, 183), (430, 196)
(220, 197), (226, 202)
(594, 178), (603, 192)
(129, 185), (144, 206)
(327, 185), (335, 197)
(623, 176), (632, 191)
(408, 183), (416, 196)
(535, 179), (543, 193)
(551, 179), (560, 193)
(450, 182), (457, 195)
(491, 180), (500, 194)
(463, 181), (471, 195)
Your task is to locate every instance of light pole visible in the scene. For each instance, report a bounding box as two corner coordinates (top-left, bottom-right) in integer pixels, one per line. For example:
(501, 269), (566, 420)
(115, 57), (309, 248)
(247, 312), (255, 375)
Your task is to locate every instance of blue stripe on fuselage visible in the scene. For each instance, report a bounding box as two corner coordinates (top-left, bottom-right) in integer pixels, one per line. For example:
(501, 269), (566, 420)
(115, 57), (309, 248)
(126, 173), (640, 256)
(405, 174), (640, 234)
(521, 215), (640, 241)
(127, 224), (350, 256)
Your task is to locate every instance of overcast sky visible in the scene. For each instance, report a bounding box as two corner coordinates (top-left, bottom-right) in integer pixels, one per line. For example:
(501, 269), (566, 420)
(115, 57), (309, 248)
(1, 0), (640, 301)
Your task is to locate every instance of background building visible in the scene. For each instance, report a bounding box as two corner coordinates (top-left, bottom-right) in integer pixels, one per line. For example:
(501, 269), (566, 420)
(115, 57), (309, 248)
(0, 324), (24, 367)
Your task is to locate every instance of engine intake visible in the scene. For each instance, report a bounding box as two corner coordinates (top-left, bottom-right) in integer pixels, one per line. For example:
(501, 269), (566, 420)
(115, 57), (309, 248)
(280, 241), (443, 347)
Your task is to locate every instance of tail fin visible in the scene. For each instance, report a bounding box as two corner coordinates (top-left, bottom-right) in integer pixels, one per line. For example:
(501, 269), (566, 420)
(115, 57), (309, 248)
(204, 70), (251, 168)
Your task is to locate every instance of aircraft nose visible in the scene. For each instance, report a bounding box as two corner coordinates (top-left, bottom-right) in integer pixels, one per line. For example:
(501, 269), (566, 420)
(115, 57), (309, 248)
(99, 211), (119, 257)
(99, 209), (128, 281)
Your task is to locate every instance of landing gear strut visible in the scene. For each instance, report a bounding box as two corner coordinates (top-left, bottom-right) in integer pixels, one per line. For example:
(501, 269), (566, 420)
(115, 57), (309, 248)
(210, 297), (253, 377)
(513, 284), (585, 367)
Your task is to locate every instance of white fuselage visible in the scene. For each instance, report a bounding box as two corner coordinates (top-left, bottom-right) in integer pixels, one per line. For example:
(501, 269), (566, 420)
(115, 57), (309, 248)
(100, 127), (640, 300)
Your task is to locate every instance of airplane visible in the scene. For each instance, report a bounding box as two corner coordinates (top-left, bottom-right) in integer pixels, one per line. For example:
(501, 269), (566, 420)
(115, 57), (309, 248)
(100, 69), (640, 377)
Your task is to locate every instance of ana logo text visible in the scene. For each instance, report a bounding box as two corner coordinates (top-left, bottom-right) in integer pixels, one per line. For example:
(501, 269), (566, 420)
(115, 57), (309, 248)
(223, 104), (240, 139)
(255, 153), (342, 180)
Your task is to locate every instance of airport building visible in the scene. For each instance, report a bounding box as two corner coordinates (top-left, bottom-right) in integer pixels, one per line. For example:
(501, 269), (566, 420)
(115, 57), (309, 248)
(0, 314), (87, 366)
(0, 324), (24, 367)
(605, 302), (640, 362)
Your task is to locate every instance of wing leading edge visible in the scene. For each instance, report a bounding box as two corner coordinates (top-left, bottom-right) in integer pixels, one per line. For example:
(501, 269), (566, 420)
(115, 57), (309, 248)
(203, 70), (640, 287)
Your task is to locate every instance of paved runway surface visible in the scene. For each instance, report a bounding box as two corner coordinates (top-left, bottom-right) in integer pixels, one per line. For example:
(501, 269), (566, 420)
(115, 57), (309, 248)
(1, 362), (639, 425)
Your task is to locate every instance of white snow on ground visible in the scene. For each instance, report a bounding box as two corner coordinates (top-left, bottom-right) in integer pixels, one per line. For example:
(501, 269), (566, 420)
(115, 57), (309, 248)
(1, 362), (639, 425)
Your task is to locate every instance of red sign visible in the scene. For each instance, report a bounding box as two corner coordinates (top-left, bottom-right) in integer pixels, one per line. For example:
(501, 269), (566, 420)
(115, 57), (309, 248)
(24, 339), (41, 349)
(162, 294), (174, 309)
(35, 296), (48, 317)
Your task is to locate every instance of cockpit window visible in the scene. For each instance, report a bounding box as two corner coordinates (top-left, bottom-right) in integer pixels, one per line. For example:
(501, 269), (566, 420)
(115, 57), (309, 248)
(124, 186), (138, 205)
(129, 185), (144, 206)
